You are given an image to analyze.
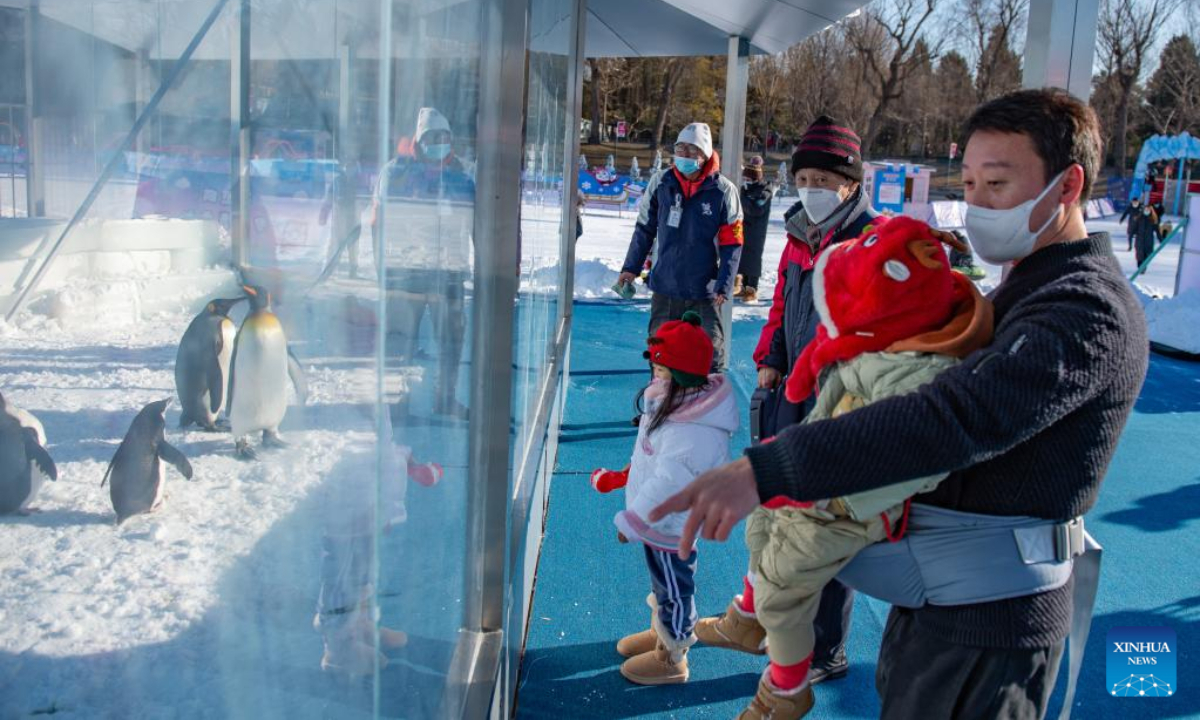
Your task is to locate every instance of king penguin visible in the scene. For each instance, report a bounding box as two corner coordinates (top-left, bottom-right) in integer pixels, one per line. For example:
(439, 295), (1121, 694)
(228, 284), (304, 459)
(0, 390), (57, 514)
(175, 296), (245, 431)
(103, 398), (193, 525)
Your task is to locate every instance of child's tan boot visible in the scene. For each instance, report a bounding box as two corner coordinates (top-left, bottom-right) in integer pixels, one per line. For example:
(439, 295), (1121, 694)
(616, 593), (659, 658)
(620, 639), (691, 685)
(695, 597), (767, 654)
(737, 672), (815, 720)
(617, 628), (658, 658)
(620, 615), (693, 685)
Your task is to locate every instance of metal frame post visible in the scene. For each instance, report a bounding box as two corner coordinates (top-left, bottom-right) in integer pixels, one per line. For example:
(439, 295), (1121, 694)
(23, 0), (44, 218)
(441, 0), (530, 716)
(1022, 0), (1099, 100)
(230, 0), (251, 268)
(720, 35), (749, 185)
(558, 0), (586, 319)
(718, 35), (749, 362)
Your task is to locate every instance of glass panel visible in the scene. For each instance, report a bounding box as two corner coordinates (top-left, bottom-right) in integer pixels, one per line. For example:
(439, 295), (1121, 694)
(0, 0), (498, 716)
(512, 0), (569, 492)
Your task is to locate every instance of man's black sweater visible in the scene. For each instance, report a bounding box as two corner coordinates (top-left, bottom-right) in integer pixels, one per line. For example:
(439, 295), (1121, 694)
(746, 233), (1149, 648)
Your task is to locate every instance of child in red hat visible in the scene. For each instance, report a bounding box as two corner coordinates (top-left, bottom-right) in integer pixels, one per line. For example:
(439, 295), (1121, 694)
(701, 217), (995, 720)
(593, 311), (739, 686)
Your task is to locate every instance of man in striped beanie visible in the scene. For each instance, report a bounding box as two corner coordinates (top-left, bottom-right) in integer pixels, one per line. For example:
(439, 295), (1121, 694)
(698, 115), (878, 691)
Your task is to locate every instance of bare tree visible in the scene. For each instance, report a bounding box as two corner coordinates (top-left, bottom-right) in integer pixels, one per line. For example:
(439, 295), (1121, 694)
(964, 0), (1027, 102)
(1144, 34), (1200, 135)
(587, 59), (602, 144)
(749, 53), (788, 152)
(844, 0), (944, 155)
(650, 59), (687, 148)
(1098, 0), (1183, 175)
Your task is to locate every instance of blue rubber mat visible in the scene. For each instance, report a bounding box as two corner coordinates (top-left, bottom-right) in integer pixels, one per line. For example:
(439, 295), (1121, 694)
(516, 300), (1200, 719)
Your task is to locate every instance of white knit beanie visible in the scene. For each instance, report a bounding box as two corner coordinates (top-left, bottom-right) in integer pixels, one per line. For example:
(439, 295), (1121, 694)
(676, 123), (713, 158)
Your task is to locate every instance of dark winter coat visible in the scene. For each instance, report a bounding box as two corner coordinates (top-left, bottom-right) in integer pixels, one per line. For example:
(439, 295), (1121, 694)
(1118, 202), (1144, 236)
(1129, 208), (1161, 242)
(747, 233), (1148, 649)
(738, 181), (774, 282)
(621, 154), (744, 300)
(754, 189), (877, 415)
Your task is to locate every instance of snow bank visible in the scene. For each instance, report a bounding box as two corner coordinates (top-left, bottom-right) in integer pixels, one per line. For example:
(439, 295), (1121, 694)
(1138, 287), (1200, 353)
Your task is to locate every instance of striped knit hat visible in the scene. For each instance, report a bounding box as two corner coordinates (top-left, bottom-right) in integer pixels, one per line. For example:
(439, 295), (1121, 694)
(791, 115), (863, 182)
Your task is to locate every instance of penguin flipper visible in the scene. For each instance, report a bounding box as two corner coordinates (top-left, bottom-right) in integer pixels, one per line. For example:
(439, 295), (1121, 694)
(287, 347), (308, 405)
(158, 441), (194, 481)
(23, 428), (57, 481)
(207, 347), (224, 415)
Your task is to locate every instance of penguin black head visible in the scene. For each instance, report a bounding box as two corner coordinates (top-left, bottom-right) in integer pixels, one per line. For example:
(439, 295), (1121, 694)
(133, 398), (172, 427)
(207, 297), (247, 317)
(242, 285), (272, 312)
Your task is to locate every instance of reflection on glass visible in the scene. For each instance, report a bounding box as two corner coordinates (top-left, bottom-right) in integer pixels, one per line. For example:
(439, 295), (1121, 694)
(1, 0), (577, 715)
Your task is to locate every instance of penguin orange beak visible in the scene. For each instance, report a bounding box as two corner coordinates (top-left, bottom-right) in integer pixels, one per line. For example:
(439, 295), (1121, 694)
(242, 285), (258, 296)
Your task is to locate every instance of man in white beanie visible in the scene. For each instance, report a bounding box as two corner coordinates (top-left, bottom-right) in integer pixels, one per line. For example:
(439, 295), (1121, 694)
(618, 122), (743, 372)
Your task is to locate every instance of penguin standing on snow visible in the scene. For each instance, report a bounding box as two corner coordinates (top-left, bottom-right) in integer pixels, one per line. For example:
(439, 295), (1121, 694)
(228, 284), (305, 460)
(0, 391), (57, 514)
(175, 297), (245, 431)
(103, 398), (193, 525)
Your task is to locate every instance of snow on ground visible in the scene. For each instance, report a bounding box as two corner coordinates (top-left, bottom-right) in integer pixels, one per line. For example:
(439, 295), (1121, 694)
(1135, 287), (1200, 353)
(0, 282), (434, 715)
(577, 204), (1194, 331)
(0, 306), (344, 653)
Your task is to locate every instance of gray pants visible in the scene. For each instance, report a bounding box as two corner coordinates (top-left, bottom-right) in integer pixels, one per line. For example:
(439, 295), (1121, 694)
(876, 607), (1064, 719)
(648, 293), (725, 372)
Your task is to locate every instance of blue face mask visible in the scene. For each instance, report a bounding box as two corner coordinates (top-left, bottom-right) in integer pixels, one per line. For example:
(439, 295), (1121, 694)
(423, 143), (451, 161)
(674, 156), (702, 175)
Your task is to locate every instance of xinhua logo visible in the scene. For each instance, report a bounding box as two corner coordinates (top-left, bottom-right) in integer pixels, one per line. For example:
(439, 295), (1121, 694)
(1107, 626), (1176, 698)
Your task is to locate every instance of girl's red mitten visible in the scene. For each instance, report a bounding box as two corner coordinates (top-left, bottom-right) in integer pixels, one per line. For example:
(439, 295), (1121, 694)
(590, 467), (629, 493)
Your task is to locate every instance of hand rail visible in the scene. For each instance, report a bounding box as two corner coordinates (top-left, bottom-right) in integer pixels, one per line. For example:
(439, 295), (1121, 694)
(4, 0), (231, 322)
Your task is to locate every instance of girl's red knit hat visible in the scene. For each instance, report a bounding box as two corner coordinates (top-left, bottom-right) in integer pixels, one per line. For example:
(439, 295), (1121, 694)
(644, 311), (713, 385)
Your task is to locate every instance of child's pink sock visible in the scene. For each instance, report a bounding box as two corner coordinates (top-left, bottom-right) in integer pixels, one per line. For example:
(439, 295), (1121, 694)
(769, 654), (813, 692)
(737, 575), (756, 614)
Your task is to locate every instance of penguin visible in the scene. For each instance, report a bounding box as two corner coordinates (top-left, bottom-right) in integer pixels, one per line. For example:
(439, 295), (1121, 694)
(102, 398), (193, 525)
(175, 296), (245, 431)
(227, 285), (305, 459)
(0, 391), (57, 515)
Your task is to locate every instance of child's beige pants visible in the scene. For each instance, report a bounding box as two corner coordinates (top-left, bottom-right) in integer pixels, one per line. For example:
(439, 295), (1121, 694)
(746, 501), (900, 666)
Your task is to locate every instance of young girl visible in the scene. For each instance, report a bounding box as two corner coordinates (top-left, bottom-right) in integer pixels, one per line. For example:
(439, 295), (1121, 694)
(593, 311), (738, 685)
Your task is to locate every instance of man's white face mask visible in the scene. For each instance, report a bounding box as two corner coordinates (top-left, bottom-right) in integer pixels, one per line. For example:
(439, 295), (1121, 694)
(964, 170), (1066, 264)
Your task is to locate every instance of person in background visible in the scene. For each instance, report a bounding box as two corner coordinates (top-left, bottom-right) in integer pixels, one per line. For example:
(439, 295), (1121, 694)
(698, 116), (878, 688)
(617, 122), (743, 372)
(369, 107), (474, 421)
(734, 156), (775, 303)
(1131, 201), (1162, 268)
(1118, 196), (1143, 251)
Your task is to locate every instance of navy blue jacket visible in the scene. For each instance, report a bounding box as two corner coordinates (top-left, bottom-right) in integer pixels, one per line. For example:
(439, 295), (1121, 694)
(622, 160), (744, 300)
